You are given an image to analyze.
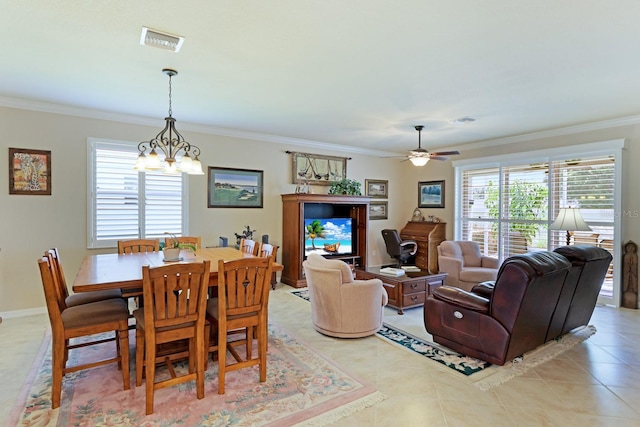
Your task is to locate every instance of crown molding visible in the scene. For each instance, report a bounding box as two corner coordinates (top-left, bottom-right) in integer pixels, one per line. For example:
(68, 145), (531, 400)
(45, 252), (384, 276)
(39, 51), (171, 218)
(3, 95), (639, 157)
(456, 115), (640, 152)
(0, 96), (396, 157)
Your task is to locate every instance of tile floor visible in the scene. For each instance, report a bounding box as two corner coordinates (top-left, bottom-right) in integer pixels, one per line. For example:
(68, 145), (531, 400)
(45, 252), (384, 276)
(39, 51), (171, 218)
(2, 286), (640, 426)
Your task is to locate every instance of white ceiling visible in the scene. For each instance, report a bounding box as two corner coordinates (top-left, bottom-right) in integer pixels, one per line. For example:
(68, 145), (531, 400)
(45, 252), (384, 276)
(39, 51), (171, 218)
(3, 1), (640, 156)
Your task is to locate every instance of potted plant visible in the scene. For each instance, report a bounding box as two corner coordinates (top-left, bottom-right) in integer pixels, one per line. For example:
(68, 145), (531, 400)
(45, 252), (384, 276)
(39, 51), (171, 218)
(328, 178), (362, 195)
(162, 232), (197, 260)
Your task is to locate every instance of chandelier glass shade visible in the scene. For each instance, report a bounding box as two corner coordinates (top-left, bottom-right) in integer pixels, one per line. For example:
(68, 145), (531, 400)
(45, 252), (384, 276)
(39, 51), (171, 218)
(135, 69), (204, 175)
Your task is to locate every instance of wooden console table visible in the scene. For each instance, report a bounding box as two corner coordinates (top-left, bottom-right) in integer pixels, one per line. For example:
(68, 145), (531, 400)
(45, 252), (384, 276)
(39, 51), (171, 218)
(356, 267), (447, 314)
(400, 221), (446, 273)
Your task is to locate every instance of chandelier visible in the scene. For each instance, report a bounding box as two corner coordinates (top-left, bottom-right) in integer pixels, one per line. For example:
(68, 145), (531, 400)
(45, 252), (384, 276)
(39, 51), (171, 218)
(135, 68), (204, 175)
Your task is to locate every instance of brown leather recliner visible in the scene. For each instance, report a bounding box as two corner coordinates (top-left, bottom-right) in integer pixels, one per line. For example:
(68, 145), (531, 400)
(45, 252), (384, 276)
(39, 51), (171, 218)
(424, 251), (571, 365)
(546, 245), (612, 341)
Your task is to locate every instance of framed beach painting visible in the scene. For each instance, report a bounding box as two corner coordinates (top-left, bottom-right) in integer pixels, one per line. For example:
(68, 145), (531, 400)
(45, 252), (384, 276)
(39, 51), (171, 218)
(369, 201), (388, 220)
(418, 180), (445, 208)
(365, 179), (388, 198)
(208, 167), (264, 208)
(9, 147), (51, 195)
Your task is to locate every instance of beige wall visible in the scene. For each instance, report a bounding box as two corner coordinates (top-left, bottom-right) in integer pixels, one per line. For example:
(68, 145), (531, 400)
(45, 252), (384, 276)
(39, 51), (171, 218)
(2, 106), (640, 314)
(0, 107), (411, 314)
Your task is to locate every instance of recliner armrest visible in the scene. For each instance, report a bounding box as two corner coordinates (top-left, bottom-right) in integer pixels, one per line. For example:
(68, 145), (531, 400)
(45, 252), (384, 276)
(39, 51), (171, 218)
(432, 286), (490, 314)
(470, 281), (495, 298)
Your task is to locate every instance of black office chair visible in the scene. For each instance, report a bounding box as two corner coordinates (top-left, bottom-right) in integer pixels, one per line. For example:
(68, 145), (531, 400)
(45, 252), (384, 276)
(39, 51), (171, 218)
(381, 229), (418, 266)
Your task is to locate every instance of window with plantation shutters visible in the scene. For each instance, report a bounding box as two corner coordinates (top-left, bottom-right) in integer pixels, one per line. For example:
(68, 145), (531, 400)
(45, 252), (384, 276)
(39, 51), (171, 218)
(88, 139), (187, 249)
(455, 141), (622, 305)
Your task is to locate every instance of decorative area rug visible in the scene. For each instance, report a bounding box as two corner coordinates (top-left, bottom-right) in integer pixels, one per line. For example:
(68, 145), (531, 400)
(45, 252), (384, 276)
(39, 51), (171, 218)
(290, 288), (597, 390)
(9, 323), (385, 426)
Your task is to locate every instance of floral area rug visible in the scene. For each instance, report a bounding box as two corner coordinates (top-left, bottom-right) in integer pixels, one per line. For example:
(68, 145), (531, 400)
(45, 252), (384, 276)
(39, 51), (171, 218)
(290, 288), (596, 390)
(9, 322), (385, 426)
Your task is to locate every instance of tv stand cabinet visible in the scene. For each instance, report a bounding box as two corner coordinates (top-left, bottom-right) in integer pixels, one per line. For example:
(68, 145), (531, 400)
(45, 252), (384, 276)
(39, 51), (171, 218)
(281, 193), (370, 288)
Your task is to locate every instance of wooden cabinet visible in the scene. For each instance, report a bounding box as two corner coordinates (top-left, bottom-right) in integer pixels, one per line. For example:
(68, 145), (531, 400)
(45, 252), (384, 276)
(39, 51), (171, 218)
(356, 267), (447, 314)
(281, 193), (370, 288)
(400, 221), (446, 273)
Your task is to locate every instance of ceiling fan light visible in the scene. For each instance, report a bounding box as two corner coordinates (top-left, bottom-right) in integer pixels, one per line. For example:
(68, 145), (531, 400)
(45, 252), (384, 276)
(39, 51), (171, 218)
(410, 157), (429, 167)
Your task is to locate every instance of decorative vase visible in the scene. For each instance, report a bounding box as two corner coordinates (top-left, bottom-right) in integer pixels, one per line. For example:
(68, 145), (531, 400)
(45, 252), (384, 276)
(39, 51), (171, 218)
(163, 247), (181, 261)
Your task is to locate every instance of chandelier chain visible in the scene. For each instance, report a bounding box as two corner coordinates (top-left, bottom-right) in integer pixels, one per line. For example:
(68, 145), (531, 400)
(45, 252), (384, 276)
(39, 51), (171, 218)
(168, 74), (173, 117)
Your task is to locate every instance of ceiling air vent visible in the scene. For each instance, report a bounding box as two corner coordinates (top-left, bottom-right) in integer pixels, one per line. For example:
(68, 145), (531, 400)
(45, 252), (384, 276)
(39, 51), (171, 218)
(140, 26), (185, 52)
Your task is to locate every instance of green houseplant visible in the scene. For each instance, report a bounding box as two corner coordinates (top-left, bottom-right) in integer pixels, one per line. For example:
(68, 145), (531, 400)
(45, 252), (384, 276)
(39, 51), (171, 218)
(328, 178), (362, 195)
(162, 232), (197, 260)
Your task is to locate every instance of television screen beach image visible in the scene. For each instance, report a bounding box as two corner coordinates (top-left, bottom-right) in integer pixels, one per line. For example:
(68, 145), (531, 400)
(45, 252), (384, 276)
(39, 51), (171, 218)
(304, 218), (353, 256)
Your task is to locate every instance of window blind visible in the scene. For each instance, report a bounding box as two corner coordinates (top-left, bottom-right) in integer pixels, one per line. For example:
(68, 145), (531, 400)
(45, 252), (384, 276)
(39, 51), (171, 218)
(89, 140), (184, 248)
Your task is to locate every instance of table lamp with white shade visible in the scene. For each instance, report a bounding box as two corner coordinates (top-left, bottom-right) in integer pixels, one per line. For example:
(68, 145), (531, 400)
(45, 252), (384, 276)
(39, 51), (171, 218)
(550, 207), (592, 246)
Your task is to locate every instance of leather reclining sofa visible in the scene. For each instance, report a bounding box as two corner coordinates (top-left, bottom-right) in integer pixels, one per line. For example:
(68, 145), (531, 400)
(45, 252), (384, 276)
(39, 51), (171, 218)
(423, 245), (612, 365)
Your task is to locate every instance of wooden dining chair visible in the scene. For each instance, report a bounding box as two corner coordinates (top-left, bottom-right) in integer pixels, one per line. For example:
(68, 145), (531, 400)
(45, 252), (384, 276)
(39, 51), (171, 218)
(239, 238), (259, 256)
(207, 256), (274, 394)
(134, 261), (210, 415)
(37, 256), (130, 409)
(117, 239), (160, 302)
(259, 243), (279, 289)
(117, 238), (160, 254)
(46, 248), (123, 307)
(164, 236), (201, 250)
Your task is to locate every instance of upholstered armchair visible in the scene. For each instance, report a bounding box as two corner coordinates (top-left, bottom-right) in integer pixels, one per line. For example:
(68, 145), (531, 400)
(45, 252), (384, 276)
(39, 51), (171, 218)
(302, 252), (388, 338)
(437, 240), (499, 291)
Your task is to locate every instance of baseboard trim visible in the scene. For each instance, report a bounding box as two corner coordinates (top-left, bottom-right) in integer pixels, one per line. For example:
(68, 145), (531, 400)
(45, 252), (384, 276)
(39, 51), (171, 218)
(0, 306), (47, 319)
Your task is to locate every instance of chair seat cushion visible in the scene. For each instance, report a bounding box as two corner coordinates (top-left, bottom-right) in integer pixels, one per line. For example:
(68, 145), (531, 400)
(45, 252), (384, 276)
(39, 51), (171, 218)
(65, 289), (123, 307)
(62, 299), (129, 329)
(206, 299), (257, 322)
(459, 267), (498, 283)
(132, 308), (201, 337)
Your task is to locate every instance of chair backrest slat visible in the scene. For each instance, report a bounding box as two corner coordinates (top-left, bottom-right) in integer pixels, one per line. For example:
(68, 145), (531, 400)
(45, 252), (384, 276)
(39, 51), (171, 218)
(118, 239), (159, 254)
(142, 261), (210, 329)
(239, 238), (259, 256)
(38, 256), (65, 331)
(218, 257), (272, 318)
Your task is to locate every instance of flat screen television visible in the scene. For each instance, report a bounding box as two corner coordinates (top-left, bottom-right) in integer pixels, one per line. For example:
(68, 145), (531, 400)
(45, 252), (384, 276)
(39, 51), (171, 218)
(304, 217), (353, 257)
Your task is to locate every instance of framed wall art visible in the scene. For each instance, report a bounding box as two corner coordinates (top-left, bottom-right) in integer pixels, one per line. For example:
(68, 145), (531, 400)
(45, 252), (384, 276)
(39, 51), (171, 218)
(418, 180), (445, 208)
(208, 167), (264, 208)
(369, 201), (388, 220)
(9, 147), (51, 195)
(289, 151), (348, 186)
(365, 179), (388, 198)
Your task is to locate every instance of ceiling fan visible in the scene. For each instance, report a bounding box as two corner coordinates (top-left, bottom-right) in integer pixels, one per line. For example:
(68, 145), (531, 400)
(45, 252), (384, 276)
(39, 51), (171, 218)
(405, 125), (460, 166)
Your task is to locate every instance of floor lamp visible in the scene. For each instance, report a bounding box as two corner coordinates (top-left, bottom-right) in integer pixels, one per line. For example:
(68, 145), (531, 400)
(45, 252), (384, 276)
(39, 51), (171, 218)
(550, 207), (592, 245)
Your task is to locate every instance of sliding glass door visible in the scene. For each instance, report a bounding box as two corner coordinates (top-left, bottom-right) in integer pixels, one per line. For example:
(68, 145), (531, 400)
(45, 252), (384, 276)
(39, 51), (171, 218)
(455, 143), (621, 306)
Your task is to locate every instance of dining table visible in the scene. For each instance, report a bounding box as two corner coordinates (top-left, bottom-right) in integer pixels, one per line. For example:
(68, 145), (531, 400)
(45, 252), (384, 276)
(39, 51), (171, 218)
(72, 247), (283, 293)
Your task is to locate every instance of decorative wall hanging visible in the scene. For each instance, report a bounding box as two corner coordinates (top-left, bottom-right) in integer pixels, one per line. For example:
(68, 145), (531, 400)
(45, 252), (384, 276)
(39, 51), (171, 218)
(287, 151), (348, 186)
(418, 180), (445, 208)
(369, 201), (388, 220)
(365, 179), (388, 198)
(208, 167), (263, 208)
(9, 148), (51, 195)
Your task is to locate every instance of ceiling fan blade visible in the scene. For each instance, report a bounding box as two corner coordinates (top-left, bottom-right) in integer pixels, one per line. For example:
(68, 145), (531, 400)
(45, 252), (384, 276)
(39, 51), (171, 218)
(430, 150), (460, 156)
(429, 156), (449, 161)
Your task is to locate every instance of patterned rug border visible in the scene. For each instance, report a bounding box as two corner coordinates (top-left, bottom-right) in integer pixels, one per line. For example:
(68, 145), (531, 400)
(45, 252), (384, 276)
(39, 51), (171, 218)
(288, 288), (597, 390)
(9, 320), (386, 426)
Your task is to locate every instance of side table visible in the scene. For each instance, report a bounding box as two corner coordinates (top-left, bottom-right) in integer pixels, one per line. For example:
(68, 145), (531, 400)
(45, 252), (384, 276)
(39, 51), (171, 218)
(355, 267), (447, 314)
